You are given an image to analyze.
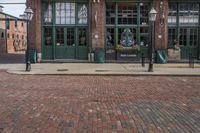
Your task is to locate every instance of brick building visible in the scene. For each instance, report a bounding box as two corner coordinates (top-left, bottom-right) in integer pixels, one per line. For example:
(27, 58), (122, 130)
(27, 0), (200, 62)
(0, 5), (27, 54)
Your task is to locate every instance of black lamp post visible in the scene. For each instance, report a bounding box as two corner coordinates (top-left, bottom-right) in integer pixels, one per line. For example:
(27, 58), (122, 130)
(148, 7), (157, 72)
(24, 7), (33, 72)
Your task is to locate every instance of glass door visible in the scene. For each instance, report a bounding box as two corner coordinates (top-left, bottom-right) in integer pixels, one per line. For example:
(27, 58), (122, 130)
(66, 28), (76, 59)
(43, 27), (53, 59)
(77, 27), (88, 59)
(55, 27), (66, 59)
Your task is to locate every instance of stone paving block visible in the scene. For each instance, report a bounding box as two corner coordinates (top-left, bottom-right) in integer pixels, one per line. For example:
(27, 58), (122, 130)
(0, 71), (199, 133)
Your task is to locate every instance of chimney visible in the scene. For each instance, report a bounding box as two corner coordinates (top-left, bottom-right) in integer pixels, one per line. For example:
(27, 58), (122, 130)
(0, 5), (3, 12)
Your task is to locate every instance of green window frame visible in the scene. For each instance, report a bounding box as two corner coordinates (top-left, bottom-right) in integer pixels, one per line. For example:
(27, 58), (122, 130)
(105, 2), (151, 48)
(168, 2), (200, 47)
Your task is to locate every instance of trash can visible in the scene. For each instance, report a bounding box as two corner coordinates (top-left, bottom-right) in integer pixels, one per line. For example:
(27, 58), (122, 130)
(94, 48), (105, 63)
(155, 50), (168, 64)
(29, 49), (37, 63)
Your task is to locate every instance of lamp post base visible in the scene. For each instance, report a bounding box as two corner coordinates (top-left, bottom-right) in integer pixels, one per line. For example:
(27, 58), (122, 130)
(148, 66), (154, 72)
(26, 61), (31, 72)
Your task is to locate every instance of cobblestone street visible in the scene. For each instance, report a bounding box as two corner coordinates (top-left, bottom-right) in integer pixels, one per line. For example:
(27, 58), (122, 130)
(0, 70), (199, 133)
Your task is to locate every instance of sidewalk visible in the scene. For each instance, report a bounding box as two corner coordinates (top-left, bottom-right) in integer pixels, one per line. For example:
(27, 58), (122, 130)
(1, 63), (200, 76)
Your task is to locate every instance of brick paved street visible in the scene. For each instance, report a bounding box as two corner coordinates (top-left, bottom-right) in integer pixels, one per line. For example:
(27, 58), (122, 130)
(0, 70), (199, 133)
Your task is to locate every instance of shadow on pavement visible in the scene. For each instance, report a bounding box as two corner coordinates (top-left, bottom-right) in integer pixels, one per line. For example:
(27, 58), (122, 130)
(0, 53), (25, 64)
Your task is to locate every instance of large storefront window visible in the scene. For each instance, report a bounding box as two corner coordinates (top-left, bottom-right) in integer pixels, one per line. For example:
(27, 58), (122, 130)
(105, 2), (151, 60)
(168, 2), (200, 59)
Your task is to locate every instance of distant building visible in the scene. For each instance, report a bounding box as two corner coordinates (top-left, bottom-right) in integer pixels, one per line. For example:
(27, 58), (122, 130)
(0, 5), (27, 53)
(27, 0), (200, 62)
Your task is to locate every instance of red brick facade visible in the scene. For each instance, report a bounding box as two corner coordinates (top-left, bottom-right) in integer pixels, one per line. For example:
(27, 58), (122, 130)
(0, 12), (27, 53)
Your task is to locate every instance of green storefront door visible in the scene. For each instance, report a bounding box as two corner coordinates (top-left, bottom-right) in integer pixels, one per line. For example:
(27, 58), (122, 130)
(54, 27), (88, 60)
(179, 28), (199, 59)
(55, 27), (76, 59)
(77, 27), (88, 59)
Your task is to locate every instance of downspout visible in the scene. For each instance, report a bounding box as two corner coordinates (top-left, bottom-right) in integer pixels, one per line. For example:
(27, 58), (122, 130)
(5, 14), (7, 53)
(89, 0), (92, 62)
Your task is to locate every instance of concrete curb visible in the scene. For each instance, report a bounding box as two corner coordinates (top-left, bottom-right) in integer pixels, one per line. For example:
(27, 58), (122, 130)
(6, 70), (200, 77)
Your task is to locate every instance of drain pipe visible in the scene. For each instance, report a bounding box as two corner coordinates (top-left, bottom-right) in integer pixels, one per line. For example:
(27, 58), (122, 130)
(89, 0), (92, 62)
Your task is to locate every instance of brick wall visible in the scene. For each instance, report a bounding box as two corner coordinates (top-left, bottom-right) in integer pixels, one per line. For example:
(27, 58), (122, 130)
(26, 0), (42, 53)
(91, 0), (105, 50)
(6, 18), (27, 53)
(153, 0), (168, 50)
(0, 13), (27, 53)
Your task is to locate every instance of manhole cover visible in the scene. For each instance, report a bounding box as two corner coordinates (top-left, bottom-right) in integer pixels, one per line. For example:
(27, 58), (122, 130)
(95, 70), (110, 72)
(57, 69), (69, 72)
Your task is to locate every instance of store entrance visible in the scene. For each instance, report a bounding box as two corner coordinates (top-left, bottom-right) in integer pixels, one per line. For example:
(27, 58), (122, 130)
(55, 27), (88, 60)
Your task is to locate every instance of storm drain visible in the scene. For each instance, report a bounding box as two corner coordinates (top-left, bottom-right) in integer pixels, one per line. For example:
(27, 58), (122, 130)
(95, 70), (110, 72)
(57, 69), (69, 72)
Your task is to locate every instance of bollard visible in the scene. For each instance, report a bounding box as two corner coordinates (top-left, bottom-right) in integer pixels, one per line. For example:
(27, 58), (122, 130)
(26, 61), (31, 72)
(189, 53), (195, 68)
(141, 54), (145, 67)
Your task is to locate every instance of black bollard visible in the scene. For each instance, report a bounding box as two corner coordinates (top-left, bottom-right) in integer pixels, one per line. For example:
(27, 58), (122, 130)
(26, 61), (31, 72)
(189, 53), (195, 68)
(141, 54), (145, 67)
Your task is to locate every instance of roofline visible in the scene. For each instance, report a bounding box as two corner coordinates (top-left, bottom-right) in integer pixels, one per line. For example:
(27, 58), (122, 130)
(0, 12), (19, 19)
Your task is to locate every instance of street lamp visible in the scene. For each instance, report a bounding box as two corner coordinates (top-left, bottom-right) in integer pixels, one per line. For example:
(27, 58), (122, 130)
(24, 7), (34, 72)
(148, 7), (157, 72)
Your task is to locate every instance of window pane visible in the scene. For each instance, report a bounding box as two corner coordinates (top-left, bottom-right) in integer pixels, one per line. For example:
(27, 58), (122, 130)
(106, 3), (115, 24)
(118, 28), (136, 47)
(140, 27), (150, 46)
(140, 3), (150, 25)
(44, 28), (52, 46)
(78, 4), (88, 24)
(55, 3), (76, 24)
(67, 28), (75, 46)
(43, 3), (53, 24)
(168, 29), (176, 47)
(106, 28), (115, 47)
(179, 4), (199, 25)
(79, 28), (87, 46)
(190, 29), (198, 46)
(56, 28), (64, 45)
(179, 28), (187, 46)
(118, 3), (137, 25)
(168, 4), (177, 24)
